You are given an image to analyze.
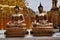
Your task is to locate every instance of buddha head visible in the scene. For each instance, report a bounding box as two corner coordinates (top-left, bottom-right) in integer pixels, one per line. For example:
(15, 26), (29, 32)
(14, 5), (20, 14)
(38, 3), (43, 13)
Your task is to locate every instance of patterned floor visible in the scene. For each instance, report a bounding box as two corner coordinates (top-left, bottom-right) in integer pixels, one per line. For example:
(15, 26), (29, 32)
(0, 37), (60, 40)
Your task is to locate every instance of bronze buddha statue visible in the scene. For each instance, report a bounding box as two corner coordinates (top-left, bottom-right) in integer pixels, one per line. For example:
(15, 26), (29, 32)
(7, 5), (26, 28)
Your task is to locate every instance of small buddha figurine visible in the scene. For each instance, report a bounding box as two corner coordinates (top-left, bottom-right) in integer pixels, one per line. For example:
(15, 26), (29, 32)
(7, 5), (26, 28)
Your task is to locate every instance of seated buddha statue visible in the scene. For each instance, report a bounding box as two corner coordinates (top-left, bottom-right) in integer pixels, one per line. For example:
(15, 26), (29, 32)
(7, 5), (26, 28)
(33, 3), (48, 27)
(31, 3), (53, 36)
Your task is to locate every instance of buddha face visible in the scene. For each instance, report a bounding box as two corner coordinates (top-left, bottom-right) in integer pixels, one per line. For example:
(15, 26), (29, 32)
(14, 8), (19, 14)
(39, 7), (43, 13)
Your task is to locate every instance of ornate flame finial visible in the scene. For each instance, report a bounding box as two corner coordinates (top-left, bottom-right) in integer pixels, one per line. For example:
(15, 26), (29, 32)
(38, 2), (43, 8)
(52, 0), (58, 8)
